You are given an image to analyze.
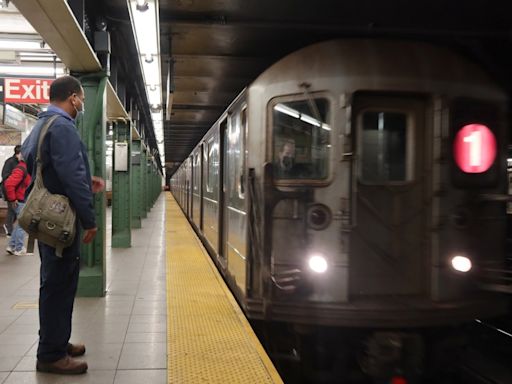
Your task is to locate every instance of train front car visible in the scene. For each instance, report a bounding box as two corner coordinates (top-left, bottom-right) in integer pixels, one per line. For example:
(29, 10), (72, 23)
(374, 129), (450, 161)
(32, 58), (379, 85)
(246, 39), (509, 380)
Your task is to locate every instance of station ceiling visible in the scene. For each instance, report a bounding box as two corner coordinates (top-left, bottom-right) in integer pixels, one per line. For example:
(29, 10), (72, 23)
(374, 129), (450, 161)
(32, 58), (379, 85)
(156, 0), (512, 175)
(50, 1), (512, 175)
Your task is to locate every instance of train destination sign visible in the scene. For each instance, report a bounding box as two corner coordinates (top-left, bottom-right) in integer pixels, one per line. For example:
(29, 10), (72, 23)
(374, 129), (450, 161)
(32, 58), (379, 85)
(0, 77), (54, 104)
(453, 123), (497, 173)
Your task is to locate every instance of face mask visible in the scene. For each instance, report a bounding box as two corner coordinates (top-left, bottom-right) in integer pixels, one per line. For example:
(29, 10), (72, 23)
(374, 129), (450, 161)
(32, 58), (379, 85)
(72, 95), (85, 119)
(282, 156), (294, 170)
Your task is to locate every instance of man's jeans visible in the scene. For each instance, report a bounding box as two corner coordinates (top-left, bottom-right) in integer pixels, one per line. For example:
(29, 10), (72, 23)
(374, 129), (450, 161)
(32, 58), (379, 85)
(5, 201), (16, 234)
(8, 202), (26, 252)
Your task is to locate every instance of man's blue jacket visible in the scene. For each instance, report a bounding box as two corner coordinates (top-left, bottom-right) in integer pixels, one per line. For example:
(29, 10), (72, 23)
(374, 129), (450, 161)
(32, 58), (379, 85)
(21, 105), (96, 256)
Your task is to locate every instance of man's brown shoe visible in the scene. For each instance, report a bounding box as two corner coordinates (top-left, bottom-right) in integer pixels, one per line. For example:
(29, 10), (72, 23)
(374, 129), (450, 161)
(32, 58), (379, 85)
(67, 342), (86, 357)
(36, 356), (88, 375)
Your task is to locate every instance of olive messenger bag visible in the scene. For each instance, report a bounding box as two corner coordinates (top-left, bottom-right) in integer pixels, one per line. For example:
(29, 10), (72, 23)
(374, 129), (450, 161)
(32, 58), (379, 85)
(18, 115), (77, 257)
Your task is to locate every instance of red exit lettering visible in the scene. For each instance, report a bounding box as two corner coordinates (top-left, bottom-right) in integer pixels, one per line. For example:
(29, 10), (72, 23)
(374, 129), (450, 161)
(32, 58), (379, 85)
(4, 78), (53, 104)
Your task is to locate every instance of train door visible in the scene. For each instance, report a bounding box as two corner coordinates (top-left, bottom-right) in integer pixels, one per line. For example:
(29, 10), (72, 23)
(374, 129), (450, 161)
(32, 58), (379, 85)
(192, 148), (202, 229)
(203, 133), (220, 251)
(218, 117), (228, 268)
(185, 157), (191, 217)
(223, 108), (248, 293)
(350, 94), (428, 296)
(188, 155), (195, 221)
(199, 144), (204, 231)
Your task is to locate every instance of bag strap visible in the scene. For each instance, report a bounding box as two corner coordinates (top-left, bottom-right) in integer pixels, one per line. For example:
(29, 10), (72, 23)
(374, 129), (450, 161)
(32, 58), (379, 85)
(27, 235), (35, 254)
(34, 115), (59, 190)
(26, 235), (63, 255)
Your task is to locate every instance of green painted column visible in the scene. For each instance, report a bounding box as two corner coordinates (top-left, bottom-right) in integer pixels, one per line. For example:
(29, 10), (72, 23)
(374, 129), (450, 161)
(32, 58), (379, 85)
(130, 139), (142, 228)
(76, 74), (107, 297)
(112, 121), (132, 248)
(146, 155), (152, 212)
(156, 169), (161, 201)
(140, 146), (148, 219)
(152, 167), (158, 205)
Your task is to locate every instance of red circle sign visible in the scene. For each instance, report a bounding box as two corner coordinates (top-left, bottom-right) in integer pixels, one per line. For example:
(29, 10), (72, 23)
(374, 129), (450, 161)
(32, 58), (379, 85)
(453, 124), (496, 173)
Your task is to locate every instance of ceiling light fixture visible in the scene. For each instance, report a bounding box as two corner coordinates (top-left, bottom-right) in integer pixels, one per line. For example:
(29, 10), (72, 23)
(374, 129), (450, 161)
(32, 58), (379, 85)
(128, 0), (163, 160)
(136, 0), (149, 12)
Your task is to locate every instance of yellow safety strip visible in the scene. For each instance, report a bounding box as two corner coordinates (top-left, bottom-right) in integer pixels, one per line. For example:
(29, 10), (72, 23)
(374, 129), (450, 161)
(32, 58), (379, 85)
(166, 194), (283, 383)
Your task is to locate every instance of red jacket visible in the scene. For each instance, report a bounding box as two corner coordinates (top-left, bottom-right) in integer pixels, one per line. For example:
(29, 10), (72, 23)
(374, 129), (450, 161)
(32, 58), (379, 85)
(4, 160), (31, 202)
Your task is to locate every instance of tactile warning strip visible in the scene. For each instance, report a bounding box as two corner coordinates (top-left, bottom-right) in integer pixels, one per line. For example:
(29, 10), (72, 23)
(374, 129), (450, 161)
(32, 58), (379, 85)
(166, 194), (283, 384)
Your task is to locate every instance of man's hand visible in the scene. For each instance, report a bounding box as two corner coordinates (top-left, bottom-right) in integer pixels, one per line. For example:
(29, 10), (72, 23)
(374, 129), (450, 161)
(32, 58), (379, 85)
(91, 176), (105, 193)
(82, 227), (98, 244)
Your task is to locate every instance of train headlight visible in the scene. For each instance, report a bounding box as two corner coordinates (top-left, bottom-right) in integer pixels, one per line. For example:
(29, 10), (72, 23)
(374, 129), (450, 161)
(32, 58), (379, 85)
(450, 255), (472, 273)
(308, 254), (328, 273)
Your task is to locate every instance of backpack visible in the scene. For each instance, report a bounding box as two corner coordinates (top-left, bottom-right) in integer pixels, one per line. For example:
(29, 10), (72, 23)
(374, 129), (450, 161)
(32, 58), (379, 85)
(18, 115), (76, 257)
(1, 164), (28, 202)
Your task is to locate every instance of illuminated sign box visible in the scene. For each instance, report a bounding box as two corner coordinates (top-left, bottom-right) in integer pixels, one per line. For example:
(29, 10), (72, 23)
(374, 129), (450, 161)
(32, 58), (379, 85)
(0, 77), (54, 104)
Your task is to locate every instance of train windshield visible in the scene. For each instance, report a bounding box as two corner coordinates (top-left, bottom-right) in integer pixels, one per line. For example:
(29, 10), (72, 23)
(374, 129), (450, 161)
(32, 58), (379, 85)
(272, 98), (330, 181)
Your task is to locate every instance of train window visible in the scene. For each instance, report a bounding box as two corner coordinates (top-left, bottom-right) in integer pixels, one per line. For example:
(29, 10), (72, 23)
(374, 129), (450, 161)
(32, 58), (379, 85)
(193, 152), (200, 192)
(206, 138), (218, 193)
(272, 98), (330, 180)
(359, 111), (411, 183)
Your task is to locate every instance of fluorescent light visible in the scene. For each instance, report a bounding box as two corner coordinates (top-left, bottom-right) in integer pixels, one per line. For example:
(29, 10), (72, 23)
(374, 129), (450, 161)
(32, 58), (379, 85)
(17, 56), (60, 63)
(151, 111), (162, 121)
(0, 64), (65, 76)
(0, 39), (43, 50)
(141, 60), (160, 86)
(300, 114), (321, 127)
(128, 0), (163, 160)
(130, 1), (158, 56)
(299, 113), (331, 131)
(275, 103), (299, 118)
(147, 85), (161, 105)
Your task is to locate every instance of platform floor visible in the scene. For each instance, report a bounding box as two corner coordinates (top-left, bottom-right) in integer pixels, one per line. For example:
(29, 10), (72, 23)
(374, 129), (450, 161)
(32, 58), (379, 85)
(0, 196), (167, 384)
(0, 193), (282, 383)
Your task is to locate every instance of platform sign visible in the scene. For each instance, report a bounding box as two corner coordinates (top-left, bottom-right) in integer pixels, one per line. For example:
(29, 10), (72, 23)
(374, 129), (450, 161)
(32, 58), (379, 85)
(0, 78), (53, 104)
(453, 124), (496, 173)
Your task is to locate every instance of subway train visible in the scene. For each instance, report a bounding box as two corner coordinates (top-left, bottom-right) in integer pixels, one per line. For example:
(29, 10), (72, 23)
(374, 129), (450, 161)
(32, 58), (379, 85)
(171, 39), (509, 381)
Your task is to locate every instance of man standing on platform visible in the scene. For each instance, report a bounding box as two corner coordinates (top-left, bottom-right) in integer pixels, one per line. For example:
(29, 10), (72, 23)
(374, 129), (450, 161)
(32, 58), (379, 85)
(22, 75), (104, 375)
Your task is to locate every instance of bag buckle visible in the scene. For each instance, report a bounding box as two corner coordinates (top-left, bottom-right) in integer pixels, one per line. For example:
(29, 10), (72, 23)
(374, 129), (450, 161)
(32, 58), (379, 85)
(59, 231), (70, 242)
(28, 219), (40, 232)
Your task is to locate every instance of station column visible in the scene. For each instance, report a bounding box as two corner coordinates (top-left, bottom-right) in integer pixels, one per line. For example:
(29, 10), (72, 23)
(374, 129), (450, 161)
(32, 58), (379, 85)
(112, 120), (132, 247)
(77, 73), (107, 297)
(141, 145), (148, 218)
(131, 139), (143, 228)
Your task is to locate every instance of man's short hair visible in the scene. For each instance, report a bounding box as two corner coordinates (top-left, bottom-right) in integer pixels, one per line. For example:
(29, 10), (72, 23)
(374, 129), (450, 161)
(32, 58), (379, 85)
(49, 76), (82, 102)
(14, 145), (21, 155)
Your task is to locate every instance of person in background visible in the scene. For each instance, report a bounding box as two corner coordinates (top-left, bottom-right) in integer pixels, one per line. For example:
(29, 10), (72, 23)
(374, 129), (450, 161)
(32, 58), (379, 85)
(4, 152), (31, 256)
(2, 145), (22, 236)
(276, 140), (296, 178)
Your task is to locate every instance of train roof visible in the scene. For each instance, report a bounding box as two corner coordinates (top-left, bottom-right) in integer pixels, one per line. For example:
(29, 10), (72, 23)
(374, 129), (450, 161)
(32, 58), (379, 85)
(251, 38), (506, 99)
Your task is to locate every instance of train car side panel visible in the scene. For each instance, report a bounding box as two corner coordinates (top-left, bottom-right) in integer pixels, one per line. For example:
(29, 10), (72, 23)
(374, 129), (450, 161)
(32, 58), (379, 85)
(202, 128), (220, 254)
